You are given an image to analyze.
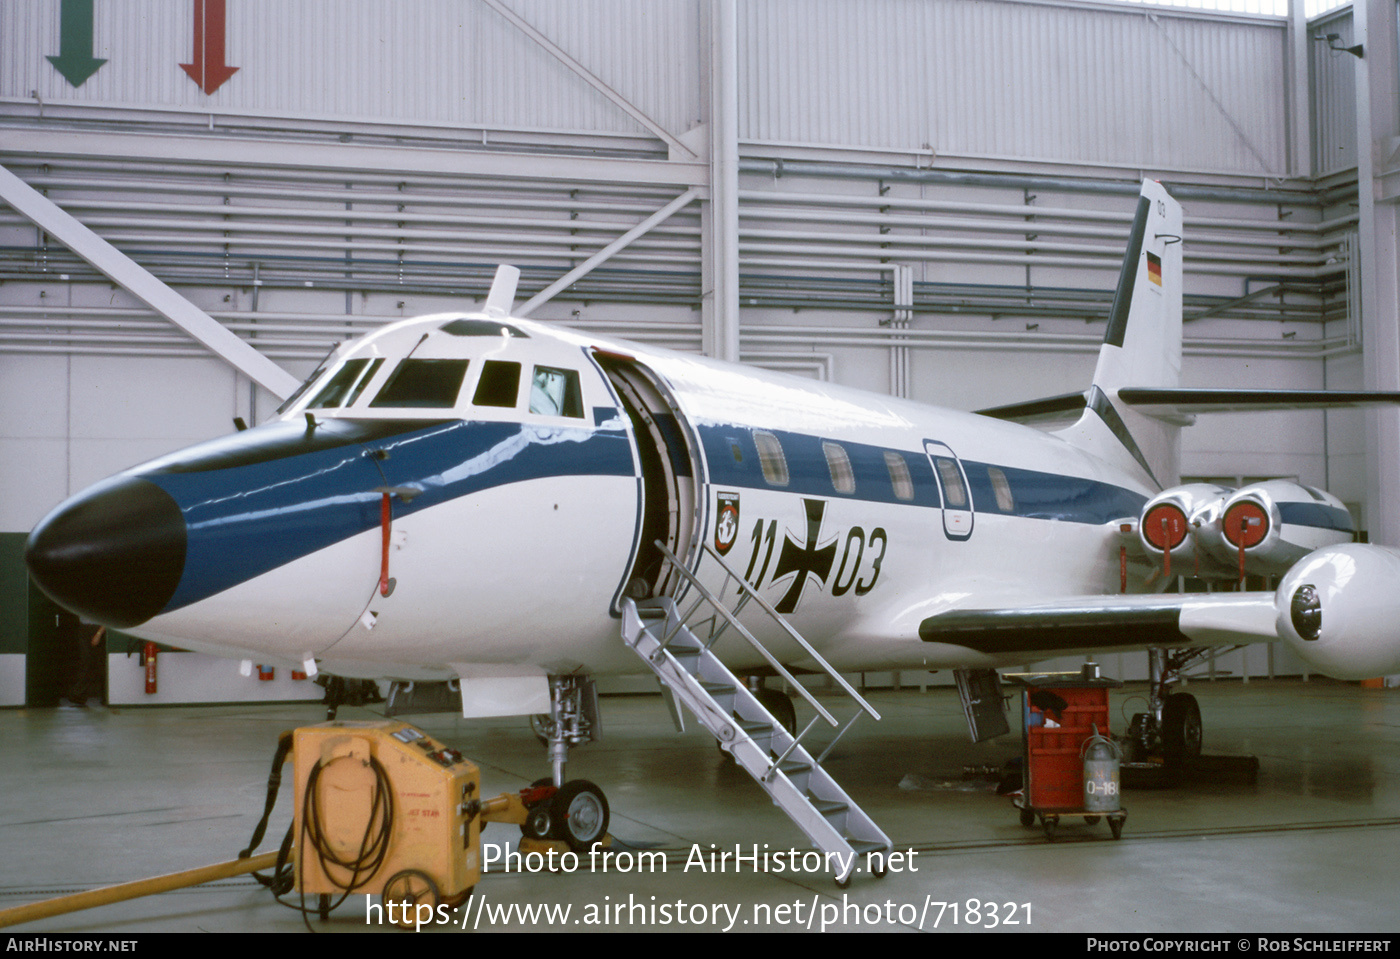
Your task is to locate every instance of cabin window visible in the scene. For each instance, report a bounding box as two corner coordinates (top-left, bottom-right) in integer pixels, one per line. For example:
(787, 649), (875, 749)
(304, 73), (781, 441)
(307, 358), (381, 410)
(884, 451), (914, 501)
(824, 442), (855, 494)
(753, 431), (789, 487)
(370, 359), (470, 408)
(934, 457), (969, 508)
(474, 360), (522, 408)
(529, 366), (584, 418)
(987, 466), (1015, 511)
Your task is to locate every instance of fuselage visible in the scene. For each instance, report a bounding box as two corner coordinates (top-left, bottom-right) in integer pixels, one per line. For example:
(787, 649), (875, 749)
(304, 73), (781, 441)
(26, 311), (1156, 684)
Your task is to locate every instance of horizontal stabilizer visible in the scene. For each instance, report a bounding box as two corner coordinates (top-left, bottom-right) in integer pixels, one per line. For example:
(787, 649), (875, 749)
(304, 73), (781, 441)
(978, 388), (1400, 425)
(1117, 388), (1400, 416)
(919, 593), (1279, 656)
(976, 391), (1086, 424)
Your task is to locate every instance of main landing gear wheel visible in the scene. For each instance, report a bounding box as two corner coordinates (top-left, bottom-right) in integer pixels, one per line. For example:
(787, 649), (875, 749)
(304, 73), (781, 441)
(382, 869), (439, 927)
(1162, 692), (1202, 769)
(551, 780), (609, 852)
(755, 687), (797, 737)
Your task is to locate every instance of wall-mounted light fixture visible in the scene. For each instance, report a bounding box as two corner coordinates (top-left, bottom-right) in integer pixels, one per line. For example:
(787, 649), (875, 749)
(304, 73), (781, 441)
(1316, 33), (1364, 59)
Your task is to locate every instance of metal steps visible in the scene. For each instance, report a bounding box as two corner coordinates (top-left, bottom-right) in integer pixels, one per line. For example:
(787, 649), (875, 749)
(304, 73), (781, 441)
(620, 542), (892, 886)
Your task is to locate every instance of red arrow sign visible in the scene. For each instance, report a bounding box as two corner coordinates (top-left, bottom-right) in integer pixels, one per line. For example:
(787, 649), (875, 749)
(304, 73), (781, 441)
(180, 0), (238, 95)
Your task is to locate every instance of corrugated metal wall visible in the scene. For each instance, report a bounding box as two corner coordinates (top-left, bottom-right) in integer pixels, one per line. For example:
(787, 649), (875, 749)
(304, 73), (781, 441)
(3, 0), (1298, 175)
(739, 0), (1289, 175)
(1310, 6), (1357, 176)
(1, 0), (704, 137)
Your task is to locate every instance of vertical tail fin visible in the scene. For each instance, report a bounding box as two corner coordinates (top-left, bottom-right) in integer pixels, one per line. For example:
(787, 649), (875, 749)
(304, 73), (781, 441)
(1056, 180), (1184, 490)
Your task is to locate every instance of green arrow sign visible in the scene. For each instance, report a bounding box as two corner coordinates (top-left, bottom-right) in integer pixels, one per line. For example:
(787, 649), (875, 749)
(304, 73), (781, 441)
(47, 0), (107, 88)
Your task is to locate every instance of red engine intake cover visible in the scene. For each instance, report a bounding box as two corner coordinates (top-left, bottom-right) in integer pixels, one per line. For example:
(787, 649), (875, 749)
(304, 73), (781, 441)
(1222, 501), (1269, 548)
(1142, 503), (1189, 551)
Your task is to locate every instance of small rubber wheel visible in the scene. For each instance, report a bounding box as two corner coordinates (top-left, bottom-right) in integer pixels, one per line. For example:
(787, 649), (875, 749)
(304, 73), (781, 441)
(1042, 816), (1058, 841)
(835, 873), (852, 889)
(382, 869), (439, 928)
(1019, 806), (1036, 828)
(522, 804), (553, 841)
(1110, 817), (1125, 840)
(1084, 815), (1101, 825)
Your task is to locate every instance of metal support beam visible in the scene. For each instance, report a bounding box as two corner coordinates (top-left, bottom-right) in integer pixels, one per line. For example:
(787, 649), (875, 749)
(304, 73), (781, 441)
(480, 0), (696, 160)
(1354, 0), (1400, 547)
(3, 128), (709, 190)
(1286, 0), (1313, 178)
(0, 163), (300, 398)
(705, 0), (741, 363)
(516, 187), (701, 317)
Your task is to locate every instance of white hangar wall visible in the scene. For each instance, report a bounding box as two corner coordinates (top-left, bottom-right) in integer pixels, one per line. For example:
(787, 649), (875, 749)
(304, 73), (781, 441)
(0, 0), (1384, 704)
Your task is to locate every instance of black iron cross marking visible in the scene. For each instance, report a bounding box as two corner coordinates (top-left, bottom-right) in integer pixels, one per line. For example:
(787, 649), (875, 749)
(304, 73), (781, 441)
(772, 499), (837, 613)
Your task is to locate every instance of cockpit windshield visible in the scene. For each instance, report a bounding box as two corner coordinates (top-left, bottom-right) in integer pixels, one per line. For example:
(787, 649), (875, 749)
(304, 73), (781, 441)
(369, 359), (471, 409)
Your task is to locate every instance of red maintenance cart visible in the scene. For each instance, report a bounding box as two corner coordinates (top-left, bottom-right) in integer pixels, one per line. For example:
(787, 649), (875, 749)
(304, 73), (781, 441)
(1009, 672), (1126, 841)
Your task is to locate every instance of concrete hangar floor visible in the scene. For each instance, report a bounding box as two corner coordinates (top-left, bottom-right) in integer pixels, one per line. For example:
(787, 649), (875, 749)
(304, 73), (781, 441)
(1, 679), (1397, 935)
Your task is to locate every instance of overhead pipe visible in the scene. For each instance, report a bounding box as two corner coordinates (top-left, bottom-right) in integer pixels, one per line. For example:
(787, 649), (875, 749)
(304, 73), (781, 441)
(738, 159), (1326, 206)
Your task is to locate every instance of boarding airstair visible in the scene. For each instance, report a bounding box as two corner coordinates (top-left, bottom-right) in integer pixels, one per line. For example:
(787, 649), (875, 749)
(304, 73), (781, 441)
(620, 541), (892, 886)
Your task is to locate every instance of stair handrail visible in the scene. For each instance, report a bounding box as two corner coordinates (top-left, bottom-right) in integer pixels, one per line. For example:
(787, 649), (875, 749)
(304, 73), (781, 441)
(653, 540), (882, 725)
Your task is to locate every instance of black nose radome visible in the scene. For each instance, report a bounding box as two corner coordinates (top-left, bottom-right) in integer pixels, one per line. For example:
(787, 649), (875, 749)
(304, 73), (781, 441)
(26, 476), (186, 629)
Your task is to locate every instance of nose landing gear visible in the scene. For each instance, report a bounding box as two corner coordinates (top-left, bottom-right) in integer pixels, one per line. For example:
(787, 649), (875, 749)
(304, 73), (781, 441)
(521, 675), (611, 852)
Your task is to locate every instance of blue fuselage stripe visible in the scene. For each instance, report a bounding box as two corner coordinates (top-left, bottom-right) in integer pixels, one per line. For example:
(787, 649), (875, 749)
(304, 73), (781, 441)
(699, 424), (1148, 524)
(1278, 502), (1354, 533)
(144, 420), (634, 614)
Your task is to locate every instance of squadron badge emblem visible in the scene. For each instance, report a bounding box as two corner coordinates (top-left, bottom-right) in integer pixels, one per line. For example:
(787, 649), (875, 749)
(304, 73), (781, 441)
(715, 492), (740, 555)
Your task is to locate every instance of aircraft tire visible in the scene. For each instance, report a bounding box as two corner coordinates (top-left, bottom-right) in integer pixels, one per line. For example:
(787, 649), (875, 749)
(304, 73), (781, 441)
(1162, 692), (1202, 768)
(755, 687), (797, 736)
(551, 780), (609, 852)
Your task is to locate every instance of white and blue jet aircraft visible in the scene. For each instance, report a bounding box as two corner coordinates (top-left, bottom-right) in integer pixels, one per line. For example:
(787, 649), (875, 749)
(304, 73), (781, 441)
(25, 180), (1400, 830)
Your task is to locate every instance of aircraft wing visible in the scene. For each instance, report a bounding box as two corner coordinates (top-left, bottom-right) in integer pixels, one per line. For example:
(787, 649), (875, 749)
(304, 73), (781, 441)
(918, 592), (1279, 656)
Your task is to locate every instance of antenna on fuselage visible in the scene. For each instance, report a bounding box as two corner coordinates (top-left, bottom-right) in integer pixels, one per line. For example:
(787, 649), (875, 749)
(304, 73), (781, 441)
(484, 264), (520, 318)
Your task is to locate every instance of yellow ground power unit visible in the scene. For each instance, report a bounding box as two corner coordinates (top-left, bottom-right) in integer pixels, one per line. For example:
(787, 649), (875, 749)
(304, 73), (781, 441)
(292, 720), (480, 906)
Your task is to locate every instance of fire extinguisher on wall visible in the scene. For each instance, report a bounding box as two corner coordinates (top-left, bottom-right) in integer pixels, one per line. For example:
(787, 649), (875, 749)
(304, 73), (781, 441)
(143, 642), (158, 695)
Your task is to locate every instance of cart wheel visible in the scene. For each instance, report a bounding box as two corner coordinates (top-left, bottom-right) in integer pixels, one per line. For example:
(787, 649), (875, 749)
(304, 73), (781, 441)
(522, 803), (553, 841)
(1084, 815), (1101, 825)
(382, 869), (440, 928)
(1042, 816), (1058, 841)
(1110, 817), (1124, 840)
(872, 854), (889, 879)
(835, 872), (852, 889)
(1019, 807), (1035, 828)
(442, 886), (474, 910)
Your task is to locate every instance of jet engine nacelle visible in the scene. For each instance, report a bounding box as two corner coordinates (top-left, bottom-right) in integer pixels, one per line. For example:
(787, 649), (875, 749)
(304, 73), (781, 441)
(1275, 544), (1400, 680)
(1138, 483), (1232, 576)
(1198, 480), (1353, 578)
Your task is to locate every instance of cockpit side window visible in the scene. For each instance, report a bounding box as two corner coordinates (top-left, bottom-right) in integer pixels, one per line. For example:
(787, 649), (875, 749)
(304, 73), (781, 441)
(473, 360), (522, 408)
(370, 359), (470, 408)
(529, 366), (584, 418)
(277, 364), (328, 414)
(306, 358), (375, 410)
